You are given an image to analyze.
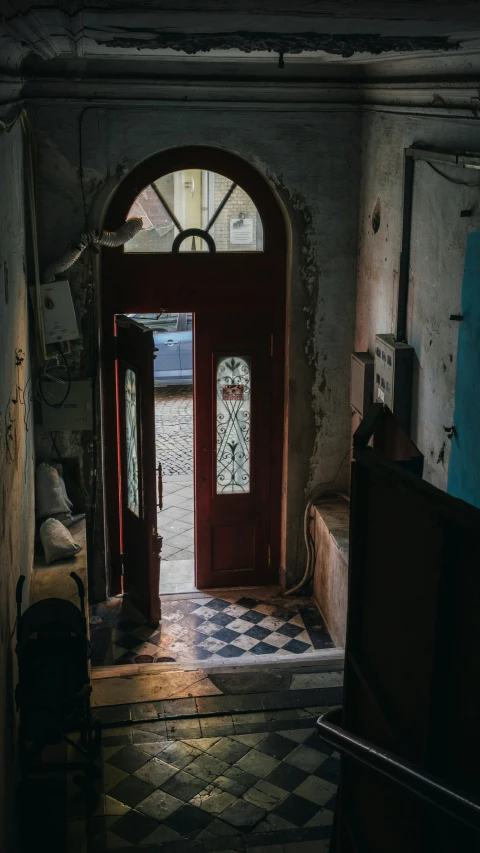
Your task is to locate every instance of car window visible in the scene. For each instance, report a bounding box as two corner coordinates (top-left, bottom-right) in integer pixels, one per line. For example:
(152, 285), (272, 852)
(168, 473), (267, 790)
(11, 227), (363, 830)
(130, 313), (179, 332)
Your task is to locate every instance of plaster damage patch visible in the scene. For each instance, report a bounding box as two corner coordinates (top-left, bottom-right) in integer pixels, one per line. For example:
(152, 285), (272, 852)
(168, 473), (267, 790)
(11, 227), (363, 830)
(264, 171), (327, 493)
(94, 31), (457, 58)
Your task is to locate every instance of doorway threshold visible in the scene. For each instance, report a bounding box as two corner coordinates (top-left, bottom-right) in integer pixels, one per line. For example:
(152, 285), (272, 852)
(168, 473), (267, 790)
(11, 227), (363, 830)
(90, 652), (344, 710)
(92, 646), (344, 680)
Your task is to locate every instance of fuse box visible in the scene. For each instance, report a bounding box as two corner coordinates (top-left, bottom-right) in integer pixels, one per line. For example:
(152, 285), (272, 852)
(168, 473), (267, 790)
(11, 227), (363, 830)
(374, 334), (413, 434)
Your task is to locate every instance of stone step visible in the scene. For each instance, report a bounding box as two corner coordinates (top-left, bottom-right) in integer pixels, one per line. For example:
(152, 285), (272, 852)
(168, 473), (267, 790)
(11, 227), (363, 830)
(94, 673), (344, 729)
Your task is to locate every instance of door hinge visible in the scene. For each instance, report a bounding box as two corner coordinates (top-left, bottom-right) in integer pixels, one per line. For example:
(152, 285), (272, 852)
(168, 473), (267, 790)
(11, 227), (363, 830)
(267, 546), (271, 566)
(120, 553), (125, 575)
(270, 334), (274, 357)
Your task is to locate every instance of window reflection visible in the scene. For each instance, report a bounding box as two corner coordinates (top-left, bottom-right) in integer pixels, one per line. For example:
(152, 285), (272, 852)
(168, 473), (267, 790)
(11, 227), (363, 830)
(125, 170), (263, 253)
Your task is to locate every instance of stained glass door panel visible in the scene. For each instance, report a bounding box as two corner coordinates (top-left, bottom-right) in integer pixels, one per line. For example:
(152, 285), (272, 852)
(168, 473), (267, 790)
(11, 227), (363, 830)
(216, 356), (251, 494)
(124, 368), (140, 515)
(116, 316), (161, 625)
(195, 312), (275, 589)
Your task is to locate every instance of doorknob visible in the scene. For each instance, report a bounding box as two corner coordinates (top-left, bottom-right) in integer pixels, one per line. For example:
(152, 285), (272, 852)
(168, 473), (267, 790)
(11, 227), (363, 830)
(154, 534), (163, 557)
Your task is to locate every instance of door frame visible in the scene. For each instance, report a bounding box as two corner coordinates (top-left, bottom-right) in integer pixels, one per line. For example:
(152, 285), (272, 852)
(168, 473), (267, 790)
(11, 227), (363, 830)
(100, 146), (288, 596)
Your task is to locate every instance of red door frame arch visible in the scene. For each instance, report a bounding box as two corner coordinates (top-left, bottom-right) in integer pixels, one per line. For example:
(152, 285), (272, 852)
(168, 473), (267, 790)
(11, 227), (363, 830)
(101, 146), (288, 595)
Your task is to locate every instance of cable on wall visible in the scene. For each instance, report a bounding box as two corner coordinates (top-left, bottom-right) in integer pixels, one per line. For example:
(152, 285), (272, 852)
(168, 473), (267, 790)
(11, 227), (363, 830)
(20, 110), (47, 363)
(284, 447), (352, 597)
(36, 346), (71, 409)
(426, 161), (480, 188)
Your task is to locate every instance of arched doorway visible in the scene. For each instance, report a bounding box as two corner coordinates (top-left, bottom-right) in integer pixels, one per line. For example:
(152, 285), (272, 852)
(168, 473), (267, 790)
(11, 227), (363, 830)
(101, 147), (288, 624)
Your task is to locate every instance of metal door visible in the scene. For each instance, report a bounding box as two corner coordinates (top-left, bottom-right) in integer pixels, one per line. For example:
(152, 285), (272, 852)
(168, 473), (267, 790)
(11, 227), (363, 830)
(116, 315), (161, 625)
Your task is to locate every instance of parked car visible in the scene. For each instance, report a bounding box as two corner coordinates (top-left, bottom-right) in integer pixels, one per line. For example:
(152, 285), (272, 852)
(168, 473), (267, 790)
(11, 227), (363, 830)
(128, 313), (193, 386)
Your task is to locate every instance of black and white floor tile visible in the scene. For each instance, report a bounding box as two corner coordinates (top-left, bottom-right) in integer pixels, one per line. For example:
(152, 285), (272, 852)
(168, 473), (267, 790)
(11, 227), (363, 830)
(90, 591), (335, 667)
(68, 714), (339, 851)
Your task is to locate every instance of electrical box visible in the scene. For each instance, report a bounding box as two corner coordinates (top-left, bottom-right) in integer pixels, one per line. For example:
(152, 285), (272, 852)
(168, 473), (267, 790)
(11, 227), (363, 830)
(374, 334), (414, 434)
(350, 352), (374, 419)
(30, 281), (80, 344)
(41, 380), (93, 431)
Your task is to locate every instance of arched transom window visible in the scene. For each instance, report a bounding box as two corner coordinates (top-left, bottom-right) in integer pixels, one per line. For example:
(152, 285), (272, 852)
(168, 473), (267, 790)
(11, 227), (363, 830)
(125, 169), (264, 253)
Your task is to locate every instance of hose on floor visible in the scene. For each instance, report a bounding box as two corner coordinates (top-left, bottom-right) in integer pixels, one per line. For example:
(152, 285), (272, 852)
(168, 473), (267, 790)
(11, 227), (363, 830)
(283, 489), (350, 597)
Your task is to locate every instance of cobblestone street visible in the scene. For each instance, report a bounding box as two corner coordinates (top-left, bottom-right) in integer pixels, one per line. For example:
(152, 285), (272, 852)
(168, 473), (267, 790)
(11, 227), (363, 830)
(155, 386), (195, 588)
(155, 385), (194, 476)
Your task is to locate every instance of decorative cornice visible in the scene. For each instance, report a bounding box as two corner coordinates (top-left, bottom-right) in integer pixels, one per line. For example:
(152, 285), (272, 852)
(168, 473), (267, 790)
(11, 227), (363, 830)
(0, 74), (24, 106)
(94, 31), (458, 59)
(21, 78), (480, 114)
(4, 12), (62, 61)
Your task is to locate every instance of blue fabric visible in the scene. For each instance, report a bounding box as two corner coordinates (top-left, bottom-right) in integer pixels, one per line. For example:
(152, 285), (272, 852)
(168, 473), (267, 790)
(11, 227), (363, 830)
(448, 232), (480, 508)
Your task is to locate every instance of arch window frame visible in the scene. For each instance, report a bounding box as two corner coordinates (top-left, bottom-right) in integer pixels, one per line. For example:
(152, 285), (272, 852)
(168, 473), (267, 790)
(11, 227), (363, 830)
(124, 168), (265, 254)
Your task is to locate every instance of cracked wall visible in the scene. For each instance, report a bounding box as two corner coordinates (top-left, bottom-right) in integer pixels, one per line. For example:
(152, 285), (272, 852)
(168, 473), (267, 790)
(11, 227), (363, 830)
(356, 110), (480, 492)
(31, 103), (360, 589)
(0, 120), (35, 853)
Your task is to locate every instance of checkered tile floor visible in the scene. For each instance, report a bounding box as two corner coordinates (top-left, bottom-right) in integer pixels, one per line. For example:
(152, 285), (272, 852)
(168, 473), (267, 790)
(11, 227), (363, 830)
(71, 717), (338, 850)
(90, 591), (335, 667)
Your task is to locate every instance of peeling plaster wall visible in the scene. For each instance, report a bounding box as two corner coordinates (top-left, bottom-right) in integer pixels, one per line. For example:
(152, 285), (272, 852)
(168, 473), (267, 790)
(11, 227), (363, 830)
(356, 109), (480, 492)
(31, 104), (359, 588)
(0, 121), (35, 853)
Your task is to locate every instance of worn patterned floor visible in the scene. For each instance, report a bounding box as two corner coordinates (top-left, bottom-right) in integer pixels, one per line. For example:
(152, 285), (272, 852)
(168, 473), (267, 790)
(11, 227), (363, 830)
(67, 707), (338, 852)
(90, 590), (335, 668)
(158, 476), (195, 565)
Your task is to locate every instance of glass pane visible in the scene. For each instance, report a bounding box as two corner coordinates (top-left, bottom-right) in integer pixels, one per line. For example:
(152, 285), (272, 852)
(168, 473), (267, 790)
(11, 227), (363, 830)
(216, 356), (251, 494)
(125, 170), (263, 253)
(127, 312), (179, 332)
(125, 368), (140, 515)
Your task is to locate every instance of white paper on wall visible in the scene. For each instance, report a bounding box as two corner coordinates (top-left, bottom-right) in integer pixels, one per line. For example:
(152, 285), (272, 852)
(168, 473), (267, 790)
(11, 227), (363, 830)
(230, 218), (253, 245)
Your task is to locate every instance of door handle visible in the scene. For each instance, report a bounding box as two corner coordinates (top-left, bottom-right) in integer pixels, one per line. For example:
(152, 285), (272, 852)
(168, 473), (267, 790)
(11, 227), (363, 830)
(165, 340), (178, 346)
(157, 461), (163, 510)
(153, 534), (163, 557)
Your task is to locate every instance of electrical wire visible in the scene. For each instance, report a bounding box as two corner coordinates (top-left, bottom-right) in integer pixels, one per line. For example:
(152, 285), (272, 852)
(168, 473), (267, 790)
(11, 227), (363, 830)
(21, 110), (47, 363)
(50, 431), (64, 464)
(37, 346), (71, 409)
(426, 161), (480, 188)
(284, 446), (352, 597)
(79, 107), (100, 589)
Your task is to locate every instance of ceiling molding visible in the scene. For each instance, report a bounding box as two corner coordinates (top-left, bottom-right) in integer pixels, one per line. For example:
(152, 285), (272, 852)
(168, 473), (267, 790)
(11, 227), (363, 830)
(21, 78), (358, 105)
(4, 12), (62, 61)
(20, 77), (480, 113)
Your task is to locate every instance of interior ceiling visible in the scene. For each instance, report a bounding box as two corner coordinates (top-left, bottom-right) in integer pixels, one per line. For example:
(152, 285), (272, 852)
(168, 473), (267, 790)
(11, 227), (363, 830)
(2, 1), (480, 83)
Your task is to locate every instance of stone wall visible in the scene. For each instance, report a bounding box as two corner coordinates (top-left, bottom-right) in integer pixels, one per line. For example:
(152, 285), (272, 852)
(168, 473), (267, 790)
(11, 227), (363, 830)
(311, 497), (350, 648)
(0, 119), (35, 853)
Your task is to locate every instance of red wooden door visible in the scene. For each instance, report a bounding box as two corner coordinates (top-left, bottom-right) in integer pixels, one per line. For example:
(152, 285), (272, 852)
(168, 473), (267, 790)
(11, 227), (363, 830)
(101, 147), (287, 599)
(116, 316), (161, 625)
(195, 311), (276, 589)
